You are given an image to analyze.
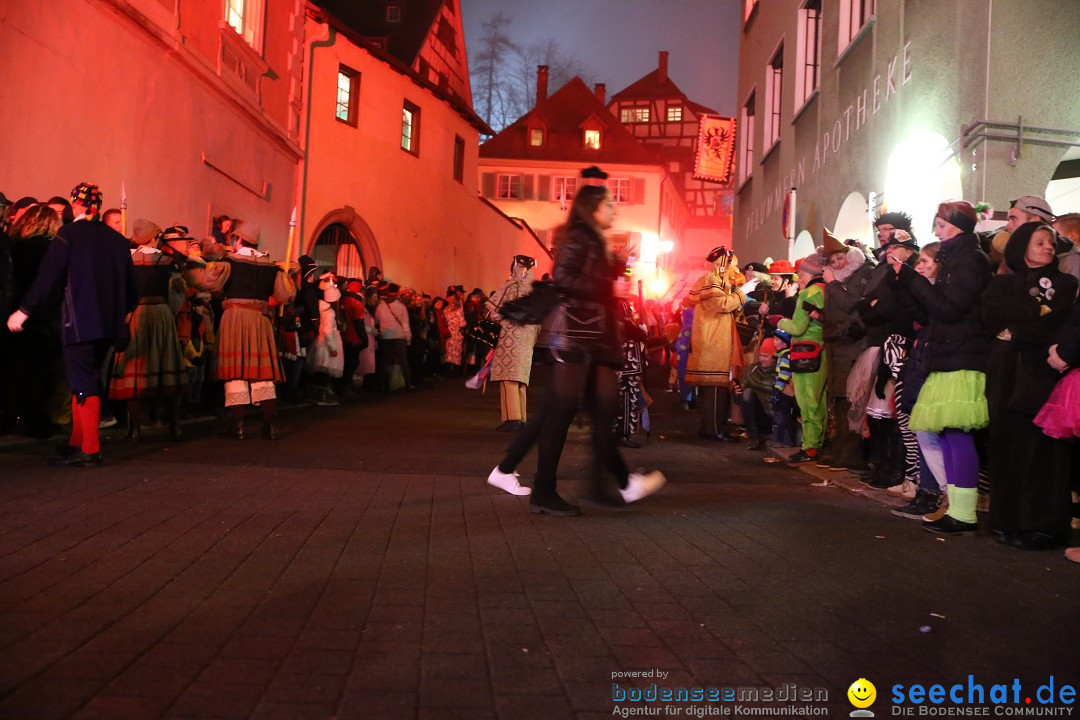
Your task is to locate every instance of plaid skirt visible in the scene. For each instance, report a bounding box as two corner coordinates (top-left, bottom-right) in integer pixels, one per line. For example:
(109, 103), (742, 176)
(110, 301), (186, 400)
(216, 304), (284, 383)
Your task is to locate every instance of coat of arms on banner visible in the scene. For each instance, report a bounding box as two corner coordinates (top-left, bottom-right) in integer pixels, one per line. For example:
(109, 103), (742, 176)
(693, 115), (737, 185)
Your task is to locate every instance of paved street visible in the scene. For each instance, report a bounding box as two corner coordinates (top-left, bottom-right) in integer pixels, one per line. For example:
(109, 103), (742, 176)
(1, 372), (1078, 719)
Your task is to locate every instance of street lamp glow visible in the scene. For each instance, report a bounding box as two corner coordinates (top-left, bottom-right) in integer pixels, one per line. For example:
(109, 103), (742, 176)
(884, 130), (962, 241)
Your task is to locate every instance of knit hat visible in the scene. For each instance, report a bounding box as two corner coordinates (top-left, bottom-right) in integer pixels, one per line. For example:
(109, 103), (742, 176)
(797, 252), (826, 276)
(821, 227), (846, 255)
(581, 166), (608, 180)
(231, 221), (261, 247)
(759, 338), (781, 357)
(69, 183), (103, 218)
(298, 255), (318, 283)
(767, 260), (796, 275)
(131, 219), (162, 246)
(379, 282), (400, 298)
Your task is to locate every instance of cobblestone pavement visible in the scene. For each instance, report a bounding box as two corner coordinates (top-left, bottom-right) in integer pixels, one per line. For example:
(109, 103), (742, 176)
(1, 373), (1077, 719)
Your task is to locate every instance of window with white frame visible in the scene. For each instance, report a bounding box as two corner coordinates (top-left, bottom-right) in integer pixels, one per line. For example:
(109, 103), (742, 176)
(763, 45), (783, 149)
(529, 128), (544, 147)
(336, 66), (359, 125)
(738, 90), (756, 184)
(666, 104), (683, 123)
(838, 0), (875, 54)
(584, 129), (601, 150)
(401, 100), (420, 154)
(609, 178), (631, 204)
(496, 174), (522, 200)
(386, 4), (402, 23)
(225, 0), (263, 50)
(552, 176), (577, 204)
(796, 0), (822, 108)
(620, 106), (650, 123)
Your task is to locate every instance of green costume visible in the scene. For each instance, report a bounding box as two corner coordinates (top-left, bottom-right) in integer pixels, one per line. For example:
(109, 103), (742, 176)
(778, 280), (827, 451)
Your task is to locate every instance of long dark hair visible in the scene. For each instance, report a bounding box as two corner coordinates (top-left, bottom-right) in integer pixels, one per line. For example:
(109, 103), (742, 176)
(552, 184), (609, 249)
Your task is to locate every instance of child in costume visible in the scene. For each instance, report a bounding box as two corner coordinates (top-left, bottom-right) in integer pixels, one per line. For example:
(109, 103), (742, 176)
(778, 253), (828, 464)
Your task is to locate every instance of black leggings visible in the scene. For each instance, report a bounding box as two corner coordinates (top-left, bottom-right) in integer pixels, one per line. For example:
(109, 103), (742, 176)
(498, 357), (629, 495)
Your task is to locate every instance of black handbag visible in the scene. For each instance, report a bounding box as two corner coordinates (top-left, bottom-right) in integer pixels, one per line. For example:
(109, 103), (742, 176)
(554, 303), (606, 341)
(499, 281), (560, 325)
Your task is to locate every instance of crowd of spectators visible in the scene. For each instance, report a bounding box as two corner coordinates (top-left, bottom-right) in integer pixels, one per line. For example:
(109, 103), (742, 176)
(2, 184), (1078, 560)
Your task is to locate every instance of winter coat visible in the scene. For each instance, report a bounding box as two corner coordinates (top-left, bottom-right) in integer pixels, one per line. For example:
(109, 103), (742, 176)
(490, 275), (540, 384)
(857, 260), (920, 347)
(19, 218), (137, 346)
(890, 232), (991, 373)
(537, 223), (623, 365)
(823, 250), (873, 395)
(983, 234), (1077, 416)
(685, 266), (747, 385)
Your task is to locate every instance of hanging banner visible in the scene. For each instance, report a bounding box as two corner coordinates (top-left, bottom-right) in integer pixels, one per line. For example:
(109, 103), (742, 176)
(693, 114), (737, 185)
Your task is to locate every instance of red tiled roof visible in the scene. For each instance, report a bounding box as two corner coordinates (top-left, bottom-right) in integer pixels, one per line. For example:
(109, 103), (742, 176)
(609, 69), (720, 117)
(480, 78), (662, 166)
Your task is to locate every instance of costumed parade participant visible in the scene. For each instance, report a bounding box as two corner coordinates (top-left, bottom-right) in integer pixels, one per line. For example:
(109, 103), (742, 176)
(185, 222), (294, 440)
(110, 222), (188, 440)
(489, 255), (541, 432)
(779, 252), (828, 464)
(685, 246), (758, 442)
(983, 223), (1077, 550)
(442, 285), (466, 376)
(307, 272), (345, 404)
(7, 183), (138, 466)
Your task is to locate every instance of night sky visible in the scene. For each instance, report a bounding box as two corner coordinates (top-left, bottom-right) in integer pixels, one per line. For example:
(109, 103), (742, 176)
(460, 0), (742, 116)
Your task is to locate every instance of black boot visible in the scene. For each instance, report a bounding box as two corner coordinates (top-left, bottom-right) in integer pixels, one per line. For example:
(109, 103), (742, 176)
(125, 401), (142, 441)
(260, 399), (279, 440)
(224, 406), (245, 440)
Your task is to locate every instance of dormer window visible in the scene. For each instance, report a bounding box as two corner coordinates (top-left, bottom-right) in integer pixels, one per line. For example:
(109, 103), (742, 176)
(386, 3), (402, 23)
(584, 129), (601, 150)
(529, 128), (544, 147)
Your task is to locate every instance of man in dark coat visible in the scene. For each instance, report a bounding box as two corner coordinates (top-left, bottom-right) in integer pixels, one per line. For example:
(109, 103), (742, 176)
(6, 183), (138, 466)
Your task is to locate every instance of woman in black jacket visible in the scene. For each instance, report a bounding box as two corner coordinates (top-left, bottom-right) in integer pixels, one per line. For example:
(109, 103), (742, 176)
(889, 201), (991, 536)
(486, 180), (666, 515)
(983, 223), (1078, 550)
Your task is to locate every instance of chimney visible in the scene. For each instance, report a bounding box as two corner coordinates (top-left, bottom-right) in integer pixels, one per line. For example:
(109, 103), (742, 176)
(658, 50), (669, 84)
(536, 65), (549, 106)
(594, 83), (606, 105)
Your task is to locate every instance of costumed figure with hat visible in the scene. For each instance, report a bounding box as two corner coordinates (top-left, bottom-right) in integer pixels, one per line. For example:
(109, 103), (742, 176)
(685, 246), (760, 442)
(374, 282), (413, 391)
(442, 285), (467, 376)
(734, 337), (781, 451)
(110, 222), (188, 440)
(887, 200), (991, 536)
(7, 183), (138, 466)
(489, 256), (541, 431)
(778, 252), (828, 464)
(759, 259), (799, 335)
(184, 222), (295, 440)
(339, 278), (370, 394)
(983, 222), (1077, 550)
(849, 217), (922, 493)
(306, 272), (345, 404)
(819, 227), (874, 471)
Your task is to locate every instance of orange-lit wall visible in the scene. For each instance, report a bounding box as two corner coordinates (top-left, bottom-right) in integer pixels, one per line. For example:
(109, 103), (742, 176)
(301, 19), (548, 294)
(0, 0), (301, 250)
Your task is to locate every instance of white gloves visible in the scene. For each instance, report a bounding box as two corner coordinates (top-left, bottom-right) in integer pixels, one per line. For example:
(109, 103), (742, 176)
(738, 278), (760, 295)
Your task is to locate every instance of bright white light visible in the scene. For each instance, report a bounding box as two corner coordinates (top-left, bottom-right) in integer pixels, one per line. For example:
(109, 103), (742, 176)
(659, 240), (674, 254)
(639, 232), (660, 263)
(884, 131), (963, 243)
(648, 270), (671, 298)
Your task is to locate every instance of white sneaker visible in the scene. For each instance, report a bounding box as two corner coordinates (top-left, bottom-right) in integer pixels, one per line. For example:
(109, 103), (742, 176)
(620, 470), (667, 504)
(487, 466), (531, 496)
